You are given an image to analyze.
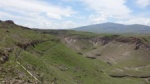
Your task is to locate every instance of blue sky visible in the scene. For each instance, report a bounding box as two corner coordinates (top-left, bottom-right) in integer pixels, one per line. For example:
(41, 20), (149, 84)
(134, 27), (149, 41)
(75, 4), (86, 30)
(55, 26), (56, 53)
(0, 0), (150, 29)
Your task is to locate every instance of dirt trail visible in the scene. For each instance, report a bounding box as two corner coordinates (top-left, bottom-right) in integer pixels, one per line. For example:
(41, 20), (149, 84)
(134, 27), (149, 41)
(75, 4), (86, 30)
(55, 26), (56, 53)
(135, 65), (150, 71)
(124, 65), (150, 71)
(16, 61), (40, 83)
(44, 43), (59, 53)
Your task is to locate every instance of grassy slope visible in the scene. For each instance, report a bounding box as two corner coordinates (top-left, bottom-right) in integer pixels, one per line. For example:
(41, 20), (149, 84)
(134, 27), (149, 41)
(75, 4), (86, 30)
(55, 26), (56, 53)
(44, 30), (150, 83)
(0, 22), (147, 84)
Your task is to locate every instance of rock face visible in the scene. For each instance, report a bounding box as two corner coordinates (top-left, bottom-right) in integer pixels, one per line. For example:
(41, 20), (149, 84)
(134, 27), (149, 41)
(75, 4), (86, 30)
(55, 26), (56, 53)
(16, 40), (43, 50)
(0, 20), (2, 23)
(63, 35), (149, 52)
(5, 20), (15, 24)
(16, 39), (58, 50)
(0, 50), (9, 64)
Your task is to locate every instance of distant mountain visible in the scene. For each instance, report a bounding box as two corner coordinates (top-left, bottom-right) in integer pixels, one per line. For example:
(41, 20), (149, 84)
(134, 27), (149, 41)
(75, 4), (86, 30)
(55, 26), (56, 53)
(72, 22), (150, 34)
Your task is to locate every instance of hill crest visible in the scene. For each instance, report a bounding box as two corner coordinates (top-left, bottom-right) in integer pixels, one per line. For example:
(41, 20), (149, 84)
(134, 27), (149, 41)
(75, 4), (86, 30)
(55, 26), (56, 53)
(72, 22), (150, 34)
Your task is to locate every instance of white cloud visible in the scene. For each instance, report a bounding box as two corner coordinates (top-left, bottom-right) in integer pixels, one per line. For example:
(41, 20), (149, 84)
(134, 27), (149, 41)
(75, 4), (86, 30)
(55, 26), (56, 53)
(47, 13), (62, 19)
(0, 0), (75, 19)
(0, 0), (150, 29)
(0, 0), (79, 29)
(0, 10), (82, 29)
(0, 11), (35, 22)
(58, 21), (84, 29)
(89, 13), (108, 24)
(117, 18), (150, 26)
(80, 0), (131, 19)
(136, 0), (150, 8)
(62, 21), (77, 28)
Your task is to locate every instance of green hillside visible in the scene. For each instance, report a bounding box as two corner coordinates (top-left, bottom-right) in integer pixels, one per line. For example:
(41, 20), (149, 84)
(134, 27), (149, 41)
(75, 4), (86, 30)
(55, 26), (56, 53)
(41, 29), (150, 83)
(0, 21), (149, 84)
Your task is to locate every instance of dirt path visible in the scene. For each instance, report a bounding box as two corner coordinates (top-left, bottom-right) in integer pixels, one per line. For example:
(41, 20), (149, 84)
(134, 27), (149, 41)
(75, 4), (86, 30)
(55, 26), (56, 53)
(16, 61), (40, 83)
(135, 65), (150, 71)
(44, 43), (60, 53)
(124, 65), (150, 71)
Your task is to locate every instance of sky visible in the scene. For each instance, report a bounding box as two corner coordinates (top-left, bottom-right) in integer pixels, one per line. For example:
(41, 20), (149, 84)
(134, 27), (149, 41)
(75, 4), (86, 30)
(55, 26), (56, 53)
(0, 0), (150, 29)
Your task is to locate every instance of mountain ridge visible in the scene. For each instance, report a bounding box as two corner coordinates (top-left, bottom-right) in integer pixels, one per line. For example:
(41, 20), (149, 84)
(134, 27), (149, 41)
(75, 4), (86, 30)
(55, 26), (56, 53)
(72, 22), (150, 34)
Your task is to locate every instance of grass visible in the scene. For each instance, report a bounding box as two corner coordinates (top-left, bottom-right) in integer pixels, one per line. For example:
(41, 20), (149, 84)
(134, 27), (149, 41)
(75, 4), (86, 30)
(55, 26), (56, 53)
(0, 22), (149, 83)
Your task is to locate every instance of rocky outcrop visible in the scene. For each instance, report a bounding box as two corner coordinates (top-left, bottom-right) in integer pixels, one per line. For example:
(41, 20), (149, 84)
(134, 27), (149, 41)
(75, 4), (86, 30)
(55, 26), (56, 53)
(116, 37), (142, 44)
(109, 74), (150, 78)
(0, 54), (9, 64)
(89, 37), (110, 45)
(115, 37), (143, 50)
(90, 36), (143, 45)
(89, 36), (148, 50)
(16, 39), (59, 50)
(63, 34), (150, 52)
(19, 26), (31, 30)
(16, 40), (44, 50)
(0, 20), (32, 30)
(0, 48), (13, 64)
(5, 20), (15, 24)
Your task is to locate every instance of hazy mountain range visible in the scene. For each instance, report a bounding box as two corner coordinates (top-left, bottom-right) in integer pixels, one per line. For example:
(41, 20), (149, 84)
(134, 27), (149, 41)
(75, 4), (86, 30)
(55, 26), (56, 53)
(72, 22), (150, 34)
